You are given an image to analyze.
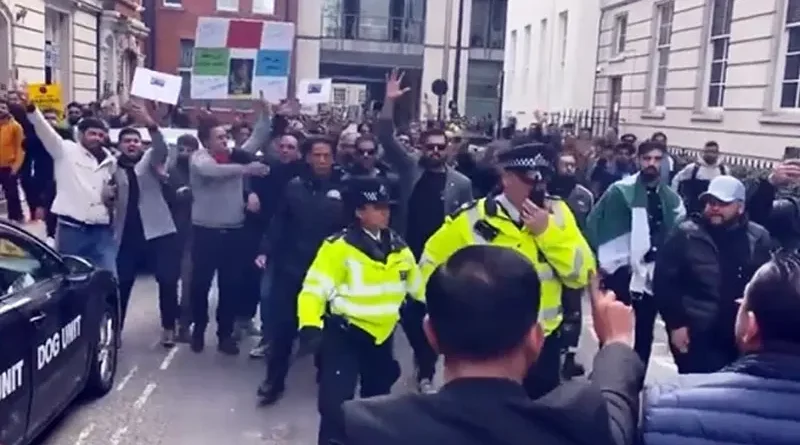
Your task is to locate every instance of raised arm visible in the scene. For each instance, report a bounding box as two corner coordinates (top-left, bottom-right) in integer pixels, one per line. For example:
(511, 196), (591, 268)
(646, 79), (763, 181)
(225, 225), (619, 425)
(25, 106), (65, 160)
(377, 69), (415, 174)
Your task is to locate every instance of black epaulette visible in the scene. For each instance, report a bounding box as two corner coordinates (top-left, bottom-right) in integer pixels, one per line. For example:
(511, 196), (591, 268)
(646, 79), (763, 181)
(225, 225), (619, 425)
(388, 230), (409, 252)
(326, 228), (348, 242)
(448, 199), (481, 219)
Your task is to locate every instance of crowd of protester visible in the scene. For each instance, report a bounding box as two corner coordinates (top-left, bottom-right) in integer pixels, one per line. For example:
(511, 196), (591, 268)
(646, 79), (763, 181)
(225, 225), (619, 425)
(2, 69), (800, 445)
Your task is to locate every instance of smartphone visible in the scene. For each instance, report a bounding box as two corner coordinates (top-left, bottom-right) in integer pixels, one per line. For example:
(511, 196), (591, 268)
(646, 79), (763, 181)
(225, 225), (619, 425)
(529, 188), (546, 207)
(784, 146), (800, 160)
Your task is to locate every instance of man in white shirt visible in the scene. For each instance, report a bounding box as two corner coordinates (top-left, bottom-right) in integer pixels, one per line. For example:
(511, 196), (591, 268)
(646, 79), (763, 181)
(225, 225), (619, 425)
(17, 86), (118, 276)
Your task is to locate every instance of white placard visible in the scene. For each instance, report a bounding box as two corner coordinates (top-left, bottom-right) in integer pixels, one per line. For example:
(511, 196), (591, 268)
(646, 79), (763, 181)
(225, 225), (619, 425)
(297, 78), (332, 105)
(130, 68), (183, 105)
(195, 17), (230, 48)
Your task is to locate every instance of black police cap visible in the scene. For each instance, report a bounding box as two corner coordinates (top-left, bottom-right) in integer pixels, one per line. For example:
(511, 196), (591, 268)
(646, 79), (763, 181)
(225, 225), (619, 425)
(497, 142), (557, 174)
(347, 177), (391, 207)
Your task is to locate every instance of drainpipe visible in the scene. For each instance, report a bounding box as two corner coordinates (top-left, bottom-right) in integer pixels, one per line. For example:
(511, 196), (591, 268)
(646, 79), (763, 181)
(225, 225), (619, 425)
(590, 8), (606, 120)
(95, 9), (102, 99)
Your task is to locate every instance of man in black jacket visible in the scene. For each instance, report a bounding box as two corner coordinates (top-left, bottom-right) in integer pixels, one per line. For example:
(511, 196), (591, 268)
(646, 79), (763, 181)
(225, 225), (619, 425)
(255, 136), (347, 404)
(343, 245), (643, 445)
(654, 176), (772, 374)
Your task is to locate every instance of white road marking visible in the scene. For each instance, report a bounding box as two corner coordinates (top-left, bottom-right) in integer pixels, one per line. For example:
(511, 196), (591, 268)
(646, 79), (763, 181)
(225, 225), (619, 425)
(73, 423), (96, 445)
(116, 365), (138, 391)
(159, 346), (180, 370)
(109, 427), (129, 445)
(133, 382), (157, 410)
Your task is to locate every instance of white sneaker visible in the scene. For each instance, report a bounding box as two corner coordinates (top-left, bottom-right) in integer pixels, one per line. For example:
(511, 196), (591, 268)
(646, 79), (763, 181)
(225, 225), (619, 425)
(45, 237), (55, 248)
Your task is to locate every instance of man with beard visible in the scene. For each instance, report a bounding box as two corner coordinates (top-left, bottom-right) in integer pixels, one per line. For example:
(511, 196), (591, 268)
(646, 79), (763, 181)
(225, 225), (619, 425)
(0, 98), (25, 222)
(587, 140), (685, 368)
(654, 176), (771, 373)
(341, 134), (401, 231)
(671, 141), (728, 214)
(20, 86), (118, 273)
(377, 68), (473, 393)
(549, 151), (594, 379)
(111, 101), (182, 345)
(65, 102), (83, 128)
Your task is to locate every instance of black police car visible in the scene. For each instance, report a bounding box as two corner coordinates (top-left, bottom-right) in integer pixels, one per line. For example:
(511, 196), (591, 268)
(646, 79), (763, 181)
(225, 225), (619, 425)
(0, 221), (120, 444)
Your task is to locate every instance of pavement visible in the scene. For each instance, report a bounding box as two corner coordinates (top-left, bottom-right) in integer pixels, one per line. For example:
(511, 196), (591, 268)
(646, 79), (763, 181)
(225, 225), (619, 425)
(18, 220), (678, 445)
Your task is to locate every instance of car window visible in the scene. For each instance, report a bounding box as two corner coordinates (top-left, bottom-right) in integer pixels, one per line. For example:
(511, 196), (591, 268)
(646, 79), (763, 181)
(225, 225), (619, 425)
(0, 235), (59, 299)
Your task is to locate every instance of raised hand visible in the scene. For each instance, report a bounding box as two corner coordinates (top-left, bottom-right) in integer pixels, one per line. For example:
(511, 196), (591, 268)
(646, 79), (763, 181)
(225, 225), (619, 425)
(385, 68), (411, 100)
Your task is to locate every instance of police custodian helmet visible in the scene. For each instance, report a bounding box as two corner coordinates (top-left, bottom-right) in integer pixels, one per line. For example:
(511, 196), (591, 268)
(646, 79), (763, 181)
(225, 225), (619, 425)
(497, 142), (557, 181)
(346, 177), (392, 208)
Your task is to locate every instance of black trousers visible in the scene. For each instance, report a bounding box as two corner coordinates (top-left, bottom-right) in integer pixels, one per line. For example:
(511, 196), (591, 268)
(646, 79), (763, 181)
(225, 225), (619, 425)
(238, 223), (263, 321)
(0, 168), (22, 222)
(19, 170), (40, 215)
(41, 180), (57, 237)
(264, 273), (304, 388)
(317, 323), (399, 445)
(189, 226), (244, 339)
(604, 267), (658, 368)
(561, 289), (582, 350)
(671, 329), (738, 374)
(117, 233), (181, 331)
(399, 301), (437, 381)
(523, 326), (562, 399)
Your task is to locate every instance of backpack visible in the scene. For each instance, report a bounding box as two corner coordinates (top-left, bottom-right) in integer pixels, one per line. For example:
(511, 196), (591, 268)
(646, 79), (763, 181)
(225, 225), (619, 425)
(690, 163), (727, 180)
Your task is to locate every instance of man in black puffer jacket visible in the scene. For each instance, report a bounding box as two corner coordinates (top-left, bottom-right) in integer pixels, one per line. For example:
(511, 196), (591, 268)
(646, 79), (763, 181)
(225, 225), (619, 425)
(654, 176), (772, 374)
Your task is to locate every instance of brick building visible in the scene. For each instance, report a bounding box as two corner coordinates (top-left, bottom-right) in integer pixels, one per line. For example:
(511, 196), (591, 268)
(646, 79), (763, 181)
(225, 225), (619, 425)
(143, 0), (299, 121)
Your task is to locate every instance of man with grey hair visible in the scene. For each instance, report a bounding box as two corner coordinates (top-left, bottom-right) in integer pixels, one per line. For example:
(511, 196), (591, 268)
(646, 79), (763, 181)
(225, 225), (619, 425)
(654, 175), (772, 374)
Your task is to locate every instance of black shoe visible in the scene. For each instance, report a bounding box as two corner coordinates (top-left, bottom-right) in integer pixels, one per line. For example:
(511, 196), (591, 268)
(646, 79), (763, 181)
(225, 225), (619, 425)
(257, 381), (285, 406)
(218, 337), (240, 355)
(561, 353), (585, 379)
(190, 330), (205, 353)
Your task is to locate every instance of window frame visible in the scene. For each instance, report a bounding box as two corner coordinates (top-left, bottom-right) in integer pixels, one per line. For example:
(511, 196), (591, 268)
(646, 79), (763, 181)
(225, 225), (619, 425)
(611, 12), (628, 57)
(216, 0), (239, 12)
(522, 25), (531, 96)
(704, 0), (734, 109)
(163, 0), (182, 7)
(649, 1), (674, 109)
(778, 0), (800, 109)
(178, 39), (194, 102)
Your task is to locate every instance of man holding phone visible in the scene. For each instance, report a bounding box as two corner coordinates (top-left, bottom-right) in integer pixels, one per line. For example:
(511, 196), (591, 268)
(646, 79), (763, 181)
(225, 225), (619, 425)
(418, 141), (596, 398)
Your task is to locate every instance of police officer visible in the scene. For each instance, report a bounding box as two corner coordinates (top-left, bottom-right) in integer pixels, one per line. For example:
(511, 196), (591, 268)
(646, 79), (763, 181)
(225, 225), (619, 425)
(419, 142), (595, 398)
(289, 176), (423, 445)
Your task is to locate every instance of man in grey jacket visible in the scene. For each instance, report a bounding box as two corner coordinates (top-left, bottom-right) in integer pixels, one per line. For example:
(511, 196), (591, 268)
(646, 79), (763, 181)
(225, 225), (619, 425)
(111, 101), (180, 345)
(377, 69), (473, 393)
(189, 95), (271, 355)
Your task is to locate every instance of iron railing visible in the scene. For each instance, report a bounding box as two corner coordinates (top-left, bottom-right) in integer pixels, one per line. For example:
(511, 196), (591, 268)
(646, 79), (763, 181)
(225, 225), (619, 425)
(321, 13), (425, 44)
(546, 109), (619, 138)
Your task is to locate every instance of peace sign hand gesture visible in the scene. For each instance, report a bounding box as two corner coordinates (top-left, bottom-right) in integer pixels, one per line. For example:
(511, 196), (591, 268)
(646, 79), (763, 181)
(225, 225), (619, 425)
(385, 68), (410, 100)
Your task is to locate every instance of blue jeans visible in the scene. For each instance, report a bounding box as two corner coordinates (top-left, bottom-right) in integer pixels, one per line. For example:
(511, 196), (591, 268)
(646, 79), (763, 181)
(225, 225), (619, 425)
(55, 219), (117, 277)
(258, 264), (274, 344)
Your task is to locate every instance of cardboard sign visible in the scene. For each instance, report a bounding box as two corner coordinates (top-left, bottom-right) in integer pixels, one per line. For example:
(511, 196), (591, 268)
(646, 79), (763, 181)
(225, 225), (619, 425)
(297, 78), (332, 105)
(131, 68), (183, 105)
(27, 83), (63, 119)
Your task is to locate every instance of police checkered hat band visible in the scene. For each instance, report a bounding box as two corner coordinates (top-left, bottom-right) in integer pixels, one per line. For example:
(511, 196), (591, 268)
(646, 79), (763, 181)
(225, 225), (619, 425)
(498, 142), (555, 171)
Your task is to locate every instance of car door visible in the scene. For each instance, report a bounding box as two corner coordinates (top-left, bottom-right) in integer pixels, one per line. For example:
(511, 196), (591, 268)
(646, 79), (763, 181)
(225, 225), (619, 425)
(0, 231), (86, 435)
(0, 292), (33, 445)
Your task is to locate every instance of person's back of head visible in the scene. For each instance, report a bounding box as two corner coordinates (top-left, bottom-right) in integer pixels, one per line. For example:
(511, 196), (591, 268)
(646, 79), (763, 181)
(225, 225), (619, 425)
(738, 251), (800, 353)
(424, 245), (545, 379)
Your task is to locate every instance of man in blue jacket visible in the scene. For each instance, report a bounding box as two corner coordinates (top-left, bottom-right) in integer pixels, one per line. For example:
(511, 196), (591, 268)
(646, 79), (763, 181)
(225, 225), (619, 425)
(641, 252), (800, 445)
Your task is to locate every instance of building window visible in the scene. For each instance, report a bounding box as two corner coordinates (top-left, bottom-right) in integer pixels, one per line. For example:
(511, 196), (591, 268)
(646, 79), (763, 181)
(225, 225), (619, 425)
(780, 0), (800, 108)
(333, 87), (346, 106)
(558, 11), (568, 67)
(537, 18), (547, 98)
(163, 0), (181, 6)
(507, 30), (517, 97)
(652, 1), (674, 107)
(707, 0), (733, 108)
(522, 26), (531, 95)
(612, 13), (627, 56)
(178, 39), (194, 100)
(252, 0), (274, 14)
(216, 0), (239, 11)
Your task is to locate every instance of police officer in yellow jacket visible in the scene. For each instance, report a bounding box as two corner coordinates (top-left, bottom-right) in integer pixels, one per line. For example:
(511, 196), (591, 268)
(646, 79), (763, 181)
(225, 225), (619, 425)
(294, 176), (423, 445)
(419, 141), (595, 398)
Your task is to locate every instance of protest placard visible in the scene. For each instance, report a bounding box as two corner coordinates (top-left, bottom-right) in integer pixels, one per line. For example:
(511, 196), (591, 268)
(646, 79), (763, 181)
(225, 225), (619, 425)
(27, 83), (63, 119)
(190, 17), (294, 102)
(131, 68), (183, 105)
(297, 78), (332, 105)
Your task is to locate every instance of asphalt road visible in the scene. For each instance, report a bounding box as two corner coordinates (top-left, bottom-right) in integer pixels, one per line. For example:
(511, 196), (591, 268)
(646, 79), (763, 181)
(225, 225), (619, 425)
(19, 221), (677, 445)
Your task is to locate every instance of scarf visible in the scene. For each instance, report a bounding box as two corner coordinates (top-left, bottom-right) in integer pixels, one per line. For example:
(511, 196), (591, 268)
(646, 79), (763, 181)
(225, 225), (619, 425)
(586, 172), (685, 294)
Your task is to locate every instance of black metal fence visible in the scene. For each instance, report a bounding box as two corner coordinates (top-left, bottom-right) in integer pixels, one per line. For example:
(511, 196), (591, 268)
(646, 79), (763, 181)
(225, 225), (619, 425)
(546, 109), (619, 137)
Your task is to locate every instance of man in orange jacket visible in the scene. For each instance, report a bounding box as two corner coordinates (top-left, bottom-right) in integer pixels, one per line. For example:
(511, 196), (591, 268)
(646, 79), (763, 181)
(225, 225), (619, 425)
(0, 98), (25, 222)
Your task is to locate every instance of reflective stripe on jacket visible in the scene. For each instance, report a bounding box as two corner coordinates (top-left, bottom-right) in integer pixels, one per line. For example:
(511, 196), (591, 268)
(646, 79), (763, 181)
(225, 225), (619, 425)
(419, 197), (596, 335)
(297, 230), (423, 345)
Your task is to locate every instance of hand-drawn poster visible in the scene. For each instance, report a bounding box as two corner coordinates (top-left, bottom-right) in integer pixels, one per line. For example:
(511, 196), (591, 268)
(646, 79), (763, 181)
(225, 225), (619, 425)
(190, 17), (294, 102)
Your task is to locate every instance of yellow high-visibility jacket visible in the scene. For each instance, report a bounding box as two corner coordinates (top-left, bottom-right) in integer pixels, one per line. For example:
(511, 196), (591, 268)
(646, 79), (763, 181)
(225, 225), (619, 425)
(419, 196), (596, 335)
(297, 227), (423, 345)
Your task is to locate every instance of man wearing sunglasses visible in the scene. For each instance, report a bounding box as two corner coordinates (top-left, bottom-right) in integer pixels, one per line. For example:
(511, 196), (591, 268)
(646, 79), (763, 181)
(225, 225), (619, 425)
(378, 68), (473, 394)
(418, 142), (595, 399)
